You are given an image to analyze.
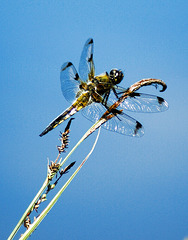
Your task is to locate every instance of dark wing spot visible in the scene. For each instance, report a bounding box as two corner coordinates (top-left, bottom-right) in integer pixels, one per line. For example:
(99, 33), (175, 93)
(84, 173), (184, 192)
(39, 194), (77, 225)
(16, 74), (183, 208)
(88, 53), (93, 62)
(157, 96), (164, 105)
(74, 73), (79, 81)
(62, 62), (73, 71)
(67, 62), (73, 67)
(88, 38), (93, 44)
(134, 121), (142, 135)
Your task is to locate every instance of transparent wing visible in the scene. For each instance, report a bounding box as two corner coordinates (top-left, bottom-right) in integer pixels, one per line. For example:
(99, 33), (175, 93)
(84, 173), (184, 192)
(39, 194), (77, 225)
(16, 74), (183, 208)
(60, 62), (83, 104)
(79, 38), (95, 82)
(112, 86), (169, 113)
(81, 102), (144, 137)
(103, 111), (144, 137)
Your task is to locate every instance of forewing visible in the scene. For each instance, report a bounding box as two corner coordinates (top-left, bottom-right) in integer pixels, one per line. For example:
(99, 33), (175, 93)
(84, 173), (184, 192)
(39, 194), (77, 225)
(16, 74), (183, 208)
(81, 102), (144, 137)
(120, 93), (168, 113)
(112, 86), (168, 113)
(60, 62), (82, 103)
(79, 38), (95, 82)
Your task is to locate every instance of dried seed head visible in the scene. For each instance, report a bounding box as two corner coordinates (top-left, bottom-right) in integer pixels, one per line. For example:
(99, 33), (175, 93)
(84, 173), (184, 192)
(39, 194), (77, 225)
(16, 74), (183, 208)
(41, 194), (47, 202)
(24, 216), (31, 229)
(50, 183), (55, 189)
(57, 118), (74, 153)
(48, 161), (61, 180)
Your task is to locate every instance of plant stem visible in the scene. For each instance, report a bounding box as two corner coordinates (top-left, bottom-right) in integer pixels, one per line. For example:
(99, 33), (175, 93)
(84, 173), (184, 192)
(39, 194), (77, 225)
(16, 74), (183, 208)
(59, 120), (101, 168)
(19, 128), (101, 240)
(7, 177), (49, 240)
(8, 120), (102, 240)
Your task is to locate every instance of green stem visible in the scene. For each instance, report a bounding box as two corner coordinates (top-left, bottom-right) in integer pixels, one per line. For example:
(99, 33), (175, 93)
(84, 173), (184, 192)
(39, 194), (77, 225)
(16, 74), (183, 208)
(19, 127), (101, 240)
(8, 120), (101, 240)
(19, 164), (81, 240)
(59, 120), (101, 168)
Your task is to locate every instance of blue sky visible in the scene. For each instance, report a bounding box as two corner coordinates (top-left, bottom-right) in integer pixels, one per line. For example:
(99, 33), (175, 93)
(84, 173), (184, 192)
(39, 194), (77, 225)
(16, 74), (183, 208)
(1, 1), (188, 239)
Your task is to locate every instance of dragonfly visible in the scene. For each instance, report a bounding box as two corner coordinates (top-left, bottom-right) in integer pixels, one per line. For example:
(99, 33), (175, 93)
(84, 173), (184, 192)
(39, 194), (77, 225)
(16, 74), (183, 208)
(40, 38), (168, 137)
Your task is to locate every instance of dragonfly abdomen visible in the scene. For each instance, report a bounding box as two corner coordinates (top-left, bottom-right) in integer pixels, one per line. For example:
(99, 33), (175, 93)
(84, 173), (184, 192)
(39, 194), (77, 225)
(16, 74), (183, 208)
(39, 105), (78, 137)
(39, 92), (91, 137)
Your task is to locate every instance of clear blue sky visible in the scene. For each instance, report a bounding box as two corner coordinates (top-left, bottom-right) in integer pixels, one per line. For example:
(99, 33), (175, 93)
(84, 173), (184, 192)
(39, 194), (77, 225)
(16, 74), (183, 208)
(1, 1), (188, 239)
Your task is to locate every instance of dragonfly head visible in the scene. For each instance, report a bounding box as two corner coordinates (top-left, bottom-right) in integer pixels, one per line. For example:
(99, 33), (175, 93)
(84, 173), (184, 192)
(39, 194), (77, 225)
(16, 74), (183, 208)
(109, 69), (124, 85)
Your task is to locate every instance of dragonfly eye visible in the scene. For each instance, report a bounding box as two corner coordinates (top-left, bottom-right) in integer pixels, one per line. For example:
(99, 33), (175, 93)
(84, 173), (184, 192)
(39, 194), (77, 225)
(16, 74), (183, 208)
(109, 69), (124, 85)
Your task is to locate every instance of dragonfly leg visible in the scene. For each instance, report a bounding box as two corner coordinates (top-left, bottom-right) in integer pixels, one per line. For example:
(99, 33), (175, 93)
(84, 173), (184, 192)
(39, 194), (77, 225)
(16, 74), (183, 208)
(102, 97), (122, 121)
(112, 88), (121, 98)
(110, 108), (122, 121)
(102, 91), (110, 106)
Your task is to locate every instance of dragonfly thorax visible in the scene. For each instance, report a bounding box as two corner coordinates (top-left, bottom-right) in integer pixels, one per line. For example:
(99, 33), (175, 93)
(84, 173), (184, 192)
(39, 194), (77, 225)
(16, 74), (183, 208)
(109, 69), (124, 85)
